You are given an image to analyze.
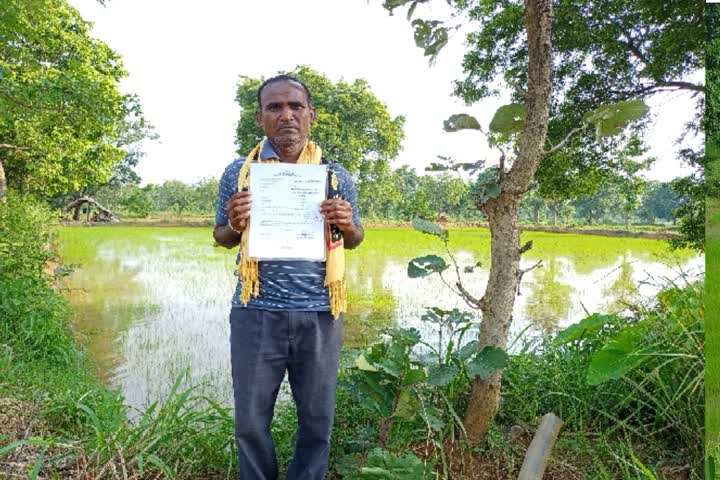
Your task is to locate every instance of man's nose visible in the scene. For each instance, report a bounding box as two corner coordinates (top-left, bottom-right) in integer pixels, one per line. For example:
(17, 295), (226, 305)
(279, 106), (294, 120)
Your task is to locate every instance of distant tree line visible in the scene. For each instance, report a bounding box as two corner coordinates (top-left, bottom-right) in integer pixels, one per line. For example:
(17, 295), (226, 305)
(92, 168), (683, 228)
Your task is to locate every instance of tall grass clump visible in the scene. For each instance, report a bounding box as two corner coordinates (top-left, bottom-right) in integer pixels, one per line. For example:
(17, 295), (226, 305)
(500, 280), (704, 477)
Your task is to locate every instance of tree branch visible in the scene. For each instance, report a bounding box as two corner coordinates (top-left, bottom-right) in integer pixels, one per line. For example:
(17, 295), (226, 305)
(456, 280), (484, 309)
(519, 240), (533, 255)
(516, 260), (542, 296)
(543, 127), (583, 157)
(0, 143), (28, 150)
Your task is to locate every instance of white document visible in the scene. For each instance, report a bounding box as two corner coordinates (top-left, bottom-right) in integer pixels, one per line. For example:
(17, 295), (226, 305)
(247, 163), (327, 261)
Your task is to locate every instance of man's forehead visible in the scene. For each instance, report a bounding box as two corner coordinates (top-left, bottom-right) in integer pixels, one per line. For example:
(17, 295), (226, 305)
(260, 81), (308, 104)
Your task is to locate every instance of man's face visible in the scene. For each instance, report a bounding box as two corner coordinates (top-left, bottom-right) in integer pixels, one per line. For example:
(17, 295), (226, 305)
(256, 80), (315, 149)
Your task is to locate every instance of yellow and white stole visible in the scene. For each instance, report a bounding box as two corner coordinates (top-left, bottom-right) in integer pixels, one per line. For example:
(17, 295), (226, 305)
(236, 138), (347, 319)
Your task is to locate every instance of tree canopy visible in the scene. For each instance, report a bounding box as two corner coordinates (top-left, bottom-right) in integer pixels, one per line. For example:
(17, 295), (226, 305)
(235, 65), (405, 184)
(400, 0), (703, 248)
(0, 0), (134, 196)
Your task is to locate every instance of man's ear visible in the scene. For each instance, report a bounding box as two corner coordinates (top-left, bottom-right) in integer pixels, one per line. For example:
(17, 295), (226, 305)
(310, 107), (316, 124)
(255, 109), (262, 128)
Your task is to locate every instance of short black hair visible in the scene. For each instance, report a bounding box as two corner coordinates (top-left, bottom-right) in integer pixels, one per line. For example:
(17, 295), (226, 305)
(256, 75), (312, 110)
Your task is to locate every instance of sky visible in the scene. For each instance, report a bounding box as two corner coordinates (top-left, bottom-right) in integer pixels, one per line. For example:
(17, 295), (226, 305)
(68, 0), (702, 186)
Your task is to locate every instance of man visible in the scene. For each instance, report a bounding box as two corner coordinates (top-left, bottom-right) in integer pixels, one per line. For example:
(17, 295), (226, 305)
(214, 75), (364, 480)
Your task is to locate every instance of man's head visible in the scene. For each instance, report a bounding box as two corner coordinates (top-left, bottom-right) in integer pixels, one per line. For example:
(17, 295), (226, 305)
(256, 75), (316, 150)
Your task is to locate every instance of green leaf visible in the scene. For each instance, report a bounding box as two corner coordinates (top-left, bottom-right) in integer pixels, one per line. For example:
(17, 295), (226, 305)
(146, 454), (174, 477)
(474, 179), (502, 205)
(411, 218), (448, 240)
(447, 309), (474, 324)
(393, 389), (418, 420)
(458, 340), (479, 360)
(587, 321), (652, 386)
(443, 113), (482, 132)
(485, 182), (501, 198)
(489, 104), (526, 135)
(355, 353), (379, 372)
(581, 100), (649, 138)
(425, 162), (449, 172)
(411, 19), (448, 61)
(467, 346), (508, 380)
(408, 255), (449, 278)
(427, 364), (459, 386)
(403, 367), (427, 385)
(553, 313), (617, 346)
(360, 448), (433, 480)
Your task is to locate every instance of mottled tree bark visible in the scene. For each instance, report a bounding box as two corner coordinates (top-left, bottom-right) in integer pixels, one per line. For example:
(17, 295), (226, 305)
(463, 0), (553, 442)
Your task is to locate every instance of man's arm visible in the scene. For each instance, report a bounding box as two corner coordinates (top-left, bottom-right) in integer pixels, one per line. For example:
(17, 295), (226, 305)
(214, 191), (252, 249)
(342, 223), (364, 249)
(213, 224), (242, 249)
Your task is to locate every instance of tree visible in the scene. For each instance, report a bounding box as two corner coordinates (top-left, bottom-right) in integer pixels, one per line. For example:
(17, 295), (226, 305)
(638, 182), (680, 224)
(120, 186), (152, 217)
(385, 0), (650, 442)
(453, 0), (703, 247)
(605, 136), (654, 228)
(0, 0), (131, 198)
(574, 184), (614, 224)
(235, 66), (405, 198)
(420, 173), (469, 220)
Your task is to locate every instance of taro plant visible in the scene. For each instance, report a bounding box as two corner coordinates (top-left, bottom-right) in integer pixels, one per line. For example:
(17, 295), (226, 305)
(343, 305), (508, 476)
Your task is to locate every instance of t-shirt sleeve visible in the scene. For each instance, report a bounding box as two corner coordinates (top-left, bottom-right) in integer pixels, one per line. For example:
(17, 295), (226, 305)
(215, 163), (238, 226)
(335, 165), (361, 227)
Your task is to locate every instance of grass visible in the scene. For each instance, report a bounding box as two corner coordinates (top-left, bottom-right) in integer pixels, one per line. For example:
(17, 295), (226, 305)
(3, 197), (704, 478)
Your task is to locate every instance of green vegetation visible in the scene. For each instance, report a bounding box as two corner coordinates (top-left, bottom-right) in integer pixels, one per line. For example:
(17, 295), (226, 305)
(84, 171), (685, 232)
(1, 217), (700, 478)
(706, 3), (720, 476)
(707, 199), (720, 463)
(0, 0), (706, 478)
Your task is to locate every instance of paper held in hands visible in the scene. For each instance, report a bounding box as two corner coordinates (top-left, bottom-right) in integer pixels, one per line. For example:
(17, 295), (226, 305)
(247, 163), (327, 261)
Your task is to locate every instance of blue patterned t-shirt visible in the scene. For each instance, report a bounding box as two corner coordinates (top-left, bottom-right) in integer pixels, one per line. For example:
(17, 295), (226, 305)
(215, 141), (361, 311)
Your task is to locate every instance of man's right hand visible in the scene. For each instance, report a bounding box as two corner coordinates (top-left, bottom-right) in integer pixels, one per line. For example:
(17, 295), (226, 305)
(226, 191), (252, 233)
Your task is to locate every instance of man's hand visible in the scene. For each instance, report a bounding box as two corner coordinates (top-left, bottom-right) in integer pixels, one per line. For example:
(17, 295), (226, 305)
(226, 191), (252, 232)
(320, 199), (354, 232)
(320, 199), (364, 249)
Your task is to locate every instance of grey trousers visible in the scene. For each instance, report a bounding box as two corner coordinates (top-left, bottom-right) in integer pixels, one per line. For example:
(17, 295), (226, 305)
(229, 308), (343, 480)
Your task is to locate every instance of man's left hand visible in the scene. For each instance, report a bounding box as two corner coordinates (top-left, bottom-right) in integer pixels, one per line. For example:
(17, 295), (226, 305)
(320, 199), (355, 233)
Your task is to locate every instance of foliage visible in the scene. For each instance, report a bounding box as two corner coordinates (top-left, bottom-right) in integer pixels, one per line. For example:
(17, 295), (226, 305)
(235, 65), (405, 206)
(445, 0), (703, 247)
(501, 281), (704, 474)
(637, 182), (681, 224)
(0, 0), (131, 196)
(346, 448), (434, 480)
(707, 5), (720, 201)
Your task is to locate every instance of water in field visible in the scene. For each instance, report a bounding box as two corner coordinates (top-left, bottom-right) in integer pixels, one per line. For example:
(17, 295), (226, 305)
(57, 226), (702, 411)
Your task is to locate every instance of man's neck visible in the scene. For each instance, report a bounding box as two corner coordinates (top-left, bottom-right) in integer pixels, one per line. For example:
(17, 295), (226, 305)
(269, 140), (305, 163)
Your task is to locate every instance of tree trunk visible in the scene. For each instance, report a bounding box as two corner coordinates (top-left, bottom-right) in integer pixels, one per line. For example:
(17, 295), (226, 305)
(463, 194), (521, 439)
(0, 159), (6, 203)
(462, 0), (553, 442)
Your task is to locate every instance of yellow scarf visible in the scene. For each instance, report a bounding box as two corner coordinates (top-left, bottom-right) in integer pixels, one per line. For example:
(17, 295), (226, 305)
(236, 138), (347, 319)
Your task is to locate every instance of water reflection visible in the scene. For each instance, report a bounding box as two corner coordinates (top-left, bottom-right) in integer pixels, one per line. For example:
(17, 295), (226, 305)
(524, 258), (574, 332)
(58, 227), (702, 411)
